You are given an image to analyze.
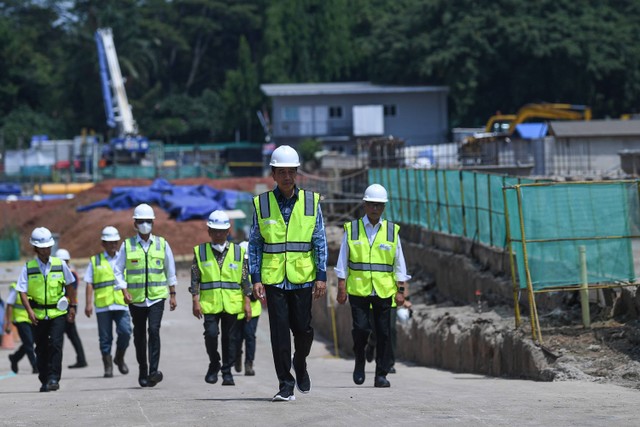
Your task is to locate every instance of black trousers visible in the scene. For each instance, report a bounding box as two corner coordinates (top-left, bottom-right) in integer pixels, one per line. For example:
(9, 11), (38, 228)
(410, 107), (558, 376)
(64, 316), (87, 364)
(264, 285), (314, 392)
(349, 294), (392, 377)
(203, 312), (239, 375)
(33, 315), (66, 385)
(129, 301), (165, 375)
(13, 321), (37, 369)
(367, 306), (397, 367)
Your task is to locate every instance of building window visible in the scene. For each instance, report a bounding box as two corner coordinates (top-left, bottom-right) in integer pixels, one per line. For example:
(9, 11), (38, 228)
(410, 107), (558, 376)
(329, 106), (343, 118)
(384, 105), (396, 117)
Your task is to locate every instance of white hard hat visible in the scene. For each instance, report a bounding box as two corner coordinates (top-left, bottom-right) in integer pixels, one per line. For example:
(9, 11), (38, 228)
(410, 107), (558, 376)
(133, 203), (155, 220)
(238, 241), (249, 259)
(397, 307), (411, 324)
(30, 227), (55, 248)
(363, 184), (388, 203)
(270, 145), (300, 167)
(207, 210), (231, 229)
(101, 226), (121, 242)
(55, 248), (71, 261)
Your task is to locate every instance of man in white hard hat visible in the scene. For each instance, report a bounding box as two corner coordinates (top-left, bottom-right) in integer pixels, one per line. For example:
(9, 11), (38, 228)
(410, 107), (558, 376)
(335, 184), (411, 388)
(84, 226), (132, 378)
(234, 240), (262, 376)
(190, 210), (252, 386)
(249, 145), (328, 402)
(55, 248), (88, 370)
(113, 203), (178, 388)
(15, 227), (77, 392)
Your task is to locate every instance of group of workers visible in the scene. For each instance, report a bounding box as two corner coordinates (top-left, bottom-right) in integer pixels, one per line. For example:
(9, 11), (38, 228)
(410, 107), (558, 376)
(4, 144), (411, 401)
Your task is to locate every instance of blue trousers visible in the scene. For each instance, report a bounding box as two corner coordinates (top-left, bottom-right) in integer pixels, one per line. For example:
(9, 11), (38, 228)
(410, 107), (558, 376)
(96, 310), (132, 355)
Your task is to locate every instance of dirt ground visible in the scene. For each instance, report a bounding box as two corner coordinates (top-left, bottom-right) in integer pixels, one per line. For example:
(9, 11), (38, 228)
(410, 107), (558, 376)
(1, 177), (271, 259)
(4, 177), (640, 391)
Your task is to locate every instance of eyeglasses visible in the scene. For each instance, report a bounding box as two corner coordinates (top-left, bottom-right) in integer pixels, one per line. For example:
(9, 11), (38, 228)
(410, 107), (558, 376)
(135, 219), (153, 224)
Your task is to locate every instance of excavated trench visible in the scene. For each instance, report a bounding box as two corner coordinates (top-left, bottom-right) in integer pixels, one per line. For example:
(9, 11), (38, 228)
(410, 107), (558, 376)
(312, 225), (555, 381)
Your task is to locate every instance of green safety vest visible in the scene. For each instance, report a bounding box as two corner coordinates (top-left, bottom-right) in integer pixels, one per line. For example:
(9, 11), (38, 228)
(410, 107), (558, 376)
(125, 236), (168, 303)
(194, 242), (244, 315)
(25, 257), (68, 320)
(10, 282), (30, 324)
(254, 189), (319, 285)
(238, 299), (262, 320)
(345, 219), (399, 298)
(91, 253), (126, 308)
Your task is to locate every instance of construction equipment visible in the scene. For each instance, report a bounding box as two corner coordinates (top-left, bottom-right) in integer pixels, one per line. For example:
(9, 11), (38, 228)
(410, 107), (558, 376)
(95, 28), (149, 163)
(461, 103), (592, 165)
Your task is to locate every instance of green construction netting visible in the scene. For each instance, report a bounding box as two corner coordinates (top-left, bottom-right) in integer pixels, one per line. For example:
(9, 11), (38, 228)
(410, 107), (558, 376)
(370, 169), (536, 247)
(504, 181), (639, 291)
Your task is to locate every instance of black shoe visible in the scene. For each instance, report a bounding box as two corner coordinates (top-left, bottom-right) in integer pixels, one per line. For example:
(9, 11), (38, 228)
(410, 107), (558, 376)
(365, 345), (375, 363)
(388, 366), (396, 374)
(295, 369), (311, 393)
(221, 374), (235, 386)
(68, 361), (88, 369)
(138, 373), (149, 387)
(205, 368), (218, 384)
(46, 379), (60, 391)
(272, 389), (295, 402)
(39, 384), (49, 392)
(374, 376), (390, 388)
(353, 361), (365, 385)
(148, 371), (163, 387)
(8, 354), (18, 374)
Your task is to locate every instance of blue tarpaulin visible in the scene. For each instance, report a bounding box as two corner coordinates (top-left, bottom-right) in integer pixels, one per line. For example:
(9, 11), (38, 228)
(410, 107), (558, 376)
(514, 123), (548, 140)
(77, 178), (251, 222)
(0, 183), (21, 195)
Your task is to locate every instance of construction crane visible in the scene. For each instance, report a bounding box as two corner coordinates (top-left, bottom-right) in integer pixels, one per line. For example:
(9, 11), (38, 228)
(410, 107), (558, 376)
(95, 28), (149, 163)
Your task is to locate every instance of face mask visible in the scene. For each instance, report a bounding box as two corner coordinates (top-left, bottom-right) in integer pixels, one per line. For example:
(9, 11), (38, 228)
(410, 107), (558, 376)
(136, 222), (153, 235)
(212, 243), (226, 252)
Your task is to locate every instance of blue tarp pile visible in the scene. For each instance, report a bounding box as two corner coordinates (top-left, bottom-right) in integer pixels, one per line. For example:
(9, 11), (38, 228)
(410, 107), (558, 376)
(77, 178), (252, 222)
(0, 183), (21, 195)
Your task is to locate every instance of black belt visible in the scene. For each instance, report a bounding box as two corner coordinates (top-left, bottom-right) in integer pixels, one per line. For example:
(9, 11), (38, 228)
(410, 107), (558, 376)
(30, 302), (57, 309)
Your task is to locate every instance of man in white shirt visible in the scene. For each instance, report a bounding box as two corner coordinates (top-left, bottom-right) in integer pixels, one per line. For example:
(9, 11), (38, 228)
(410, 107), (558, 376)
(336, 184), (411, 388)
(16, 227), (76, 392)
(113, 204), (177, 388)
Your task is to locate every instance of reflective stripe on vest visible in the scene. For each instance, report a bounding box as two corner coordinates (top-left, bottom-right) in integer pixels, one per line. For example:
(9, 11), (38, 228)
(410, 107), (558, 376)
(254, 189), (318, 285)
(195, 242), (244, 315)
(26, 257), (67, 320)
(91, 253), (126, 308)
(345, 219), (399, 298)
(125, 237), (168, 303)
(10, 282), (30, 323)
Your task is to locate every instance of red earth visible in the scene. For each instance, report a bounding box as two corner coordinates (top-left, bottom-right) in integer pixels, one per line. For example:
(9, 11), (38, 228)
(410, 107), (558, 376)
(2, 177), (272, 260)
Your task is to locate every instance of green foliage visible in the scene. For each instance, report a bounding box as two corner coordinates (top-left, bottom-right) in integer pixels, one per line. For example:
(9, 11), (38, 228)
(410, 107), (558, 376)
(2, 0), (640, 144)
(298, 138), (322, 163)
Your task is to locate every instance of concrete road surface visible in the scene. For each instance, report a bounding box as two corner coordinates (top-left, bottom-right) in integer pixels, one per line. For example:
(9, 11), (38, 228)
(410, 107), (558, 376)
(0, 265), (639, 426)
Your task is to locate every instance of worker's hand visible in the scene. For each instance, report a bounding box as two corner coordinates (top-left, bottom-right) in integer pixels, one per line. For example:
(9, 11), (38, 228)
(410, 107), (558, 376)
(337, 288), (348, 305)
(313, 281), (326, 300)
(244, 299), (252, 322)
(67, 307), (76, 323)
(169, 294), (177, 311)
(4, 324), (11, 335)
(394, 293), (405, 307)
(192, 299), (202, 319)
(403, 299), (412, 309)
(123, 290), (132, 304)
(27, 310), (38, 326)
(253, 282), (265, 302)
(85, 305), (93, 318)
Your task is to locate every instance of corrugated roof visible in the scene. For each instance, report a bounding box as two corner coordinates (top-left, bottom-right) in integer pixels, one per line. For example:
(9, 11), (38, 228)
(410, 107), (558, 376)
(260, 82), (449, 96)
(549, 119), (640, 137)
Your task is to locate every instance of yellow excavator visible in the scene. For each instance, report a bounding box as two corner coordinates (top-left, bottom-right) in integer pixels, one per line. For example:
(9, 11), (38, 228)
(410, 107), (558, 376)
(461, 103), (592, 164)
